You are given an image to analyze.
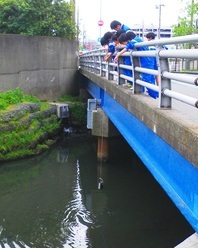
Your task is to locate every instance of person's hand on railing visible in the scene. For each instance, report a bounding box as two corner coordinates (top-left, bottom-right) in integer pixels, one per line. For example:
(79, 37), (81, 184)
(114, 47), (127, 63)
(114, 55), (119, 63)
(104, 52), (113, 62)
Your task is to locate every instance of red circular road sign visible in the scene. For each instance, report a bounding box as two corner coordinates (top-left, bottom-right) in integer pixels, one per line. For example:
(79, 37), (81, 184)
(98, 20), (104, 26)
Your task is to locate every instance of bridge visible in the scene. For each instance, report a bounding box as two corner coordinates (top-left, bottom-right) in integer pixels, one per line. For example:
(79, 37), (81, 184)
(79, 34), (198, 247)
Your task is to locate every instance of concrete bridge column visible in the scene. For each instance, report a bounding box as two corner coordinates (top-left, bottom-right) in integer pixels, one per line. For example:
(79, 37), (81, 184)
(92, 107), (119, 162)
(97, 137), (109, 162)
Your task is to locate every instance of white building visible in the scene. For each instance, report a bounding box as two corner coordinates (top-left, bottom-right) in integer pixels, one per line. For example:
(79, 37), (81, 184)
(132, 24), (173, 39)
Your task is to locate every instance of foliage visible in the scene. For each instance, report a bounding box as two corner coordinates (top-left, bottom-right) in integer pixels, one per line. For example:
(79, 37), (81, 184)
(0, 113), (61, 160)
(0, 0), (77, 39)
(0, 88), (40, 110)
(173, 1), (198, 37)
(58, 95), (87, 124)
(40, 102), (51, 111)
(0, 91), (88, 161)
(58, 95), (84, 103)
(69, 102), (87, 124)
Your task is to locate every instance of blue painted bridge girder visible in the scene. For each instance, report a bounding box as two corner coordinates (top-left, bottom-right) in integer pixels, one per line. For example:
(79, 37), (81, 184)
(83, 78), (198, 233)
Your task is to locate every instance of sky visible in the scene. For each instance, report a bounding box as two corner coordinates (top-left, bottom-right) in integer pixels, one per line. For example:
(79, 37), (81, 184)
(76, 0), (185, 42)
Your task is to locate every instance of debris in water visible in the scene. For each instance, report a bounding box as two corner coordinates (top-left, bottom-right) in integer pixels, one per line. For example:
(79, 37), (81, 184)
(98, 178), (104, 190)
(63, 127), (76, 133)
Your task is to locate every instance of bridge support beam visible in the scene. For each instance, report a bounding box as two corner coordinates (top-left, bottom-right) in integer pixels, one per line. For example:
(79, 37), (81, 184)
(92, 107), (119, 162)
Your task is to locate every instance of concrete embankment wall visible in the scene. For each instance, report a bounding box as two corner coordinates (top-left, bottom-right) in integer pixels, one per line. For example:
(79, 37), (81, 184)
(0, 34), (79, 100)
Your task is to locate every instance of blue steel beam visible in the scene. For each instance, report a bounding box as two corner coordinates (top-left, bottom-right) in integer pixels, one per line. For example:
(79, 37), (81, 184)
(84, 79), (198, 233)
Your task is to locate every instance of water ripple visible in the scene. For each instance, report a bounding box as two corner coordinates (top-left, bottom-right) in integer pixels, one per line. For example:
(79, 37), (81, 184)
(61, 160), (93, 248)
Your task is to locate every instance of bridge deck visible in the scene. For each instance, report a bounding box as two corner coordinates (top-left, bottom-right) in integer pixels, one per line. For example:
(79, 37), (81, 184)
(80, 68), (198, 233)
(172, 81), (198, 122)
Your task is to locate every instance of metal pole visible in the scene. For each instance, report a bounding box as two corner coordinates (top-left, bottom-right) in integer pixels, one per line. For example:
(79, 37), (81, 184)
(156, 1), (165, 39)
(190, 0), (194, 34)
(142, 20), (144, 38)
(158, 4), (161, 39)
(99, 0), (102, 38)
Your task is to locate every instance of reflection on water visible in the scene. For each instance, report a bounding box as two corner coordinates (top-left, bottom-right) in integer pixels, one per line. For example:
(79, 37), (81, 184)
(0, 136), (194, 248)
(62, 160), (93, 248)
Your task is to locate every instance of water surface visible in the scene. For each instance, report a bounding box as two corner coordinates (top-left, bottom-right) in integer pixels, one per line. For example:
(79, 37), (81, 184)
(0, 136), (194, 247)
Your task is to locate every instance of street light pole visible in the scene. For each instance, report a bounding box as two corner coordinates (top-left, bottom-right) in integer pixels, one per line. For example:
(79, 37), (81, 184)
(190, 0), (195, 34)
(156, 1), (165, 39)
(99, 0), (102, 38)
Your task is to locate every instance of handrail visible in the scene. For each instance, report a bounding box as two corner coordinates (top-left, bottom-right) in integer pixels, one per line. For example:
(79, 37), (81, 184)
(79, 34), (198, 110)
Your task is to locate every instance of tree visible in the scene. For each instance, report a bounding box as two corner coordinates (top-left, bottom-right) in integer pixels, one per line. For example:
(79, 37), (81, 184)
(0, 0), (77, 39)
(173, 0), (198, 37)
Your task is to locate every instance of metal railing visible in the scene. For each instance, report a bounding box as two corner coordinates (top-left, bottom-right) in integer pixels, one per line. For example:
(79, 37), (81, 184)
(79, 34), (198, 110)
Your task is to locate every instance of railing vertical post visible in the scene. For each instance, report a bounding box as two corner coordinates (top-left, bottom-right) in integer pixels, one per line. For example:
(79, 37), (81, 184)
(93, 54), (98, 73)
(107, 62), (114, 80)
(89, 54), (93, 72)
(131, 52), (142, 93)
(101, 61), (106, 77)
(100, 52), (106, 77)
(99, 52), (102, 76)
(84, 56), (87, 70)
(117, 57), (125, 85)
(157, 45), (172, 109)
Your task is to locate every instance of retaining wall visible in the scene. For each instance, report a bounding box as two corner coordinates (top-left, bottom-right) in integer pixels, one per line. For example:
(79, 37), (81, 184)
(0, 34), (79, 100)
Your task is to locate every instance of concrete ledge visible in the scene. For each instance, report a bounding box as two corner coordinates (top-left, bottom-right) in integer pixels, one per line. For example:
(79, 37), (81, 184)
(175, 233), (198, 248)
(80, 69), (198, 168)
(0, 103), (41, 123)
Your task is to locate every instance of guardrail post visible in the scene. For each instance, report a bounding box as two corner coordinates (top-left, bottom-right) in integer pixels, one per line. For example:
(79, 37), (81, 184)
(99, 53), (102, 74)
(157, 45), (172, 109)
(131, 52), (142, 93)
(107, 61), (114, 80)
(94, 54), (99, 74)
(117, 57), (126, 85)
(88, 55), (94, 72)
(100, 53), (106, 77)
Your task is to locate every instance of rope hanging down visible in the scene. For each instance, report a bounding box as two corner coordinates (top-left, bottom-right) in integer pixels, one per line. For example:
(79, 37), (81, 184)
(98, 110), (104, 190)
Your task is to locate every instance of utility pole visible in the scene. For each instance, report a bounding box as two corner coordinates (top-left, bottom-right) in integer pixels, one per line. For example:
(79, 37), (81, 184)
(155, 1), (165, 39)
(99, 0), (102, 38)
(190, 0), (195, 34)
(76, 7), (79, 42)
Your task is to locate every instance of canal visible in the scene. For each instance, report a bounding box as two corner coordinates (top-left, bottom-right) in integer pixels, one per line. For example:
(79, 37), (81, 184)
(0, 134), (194, 248)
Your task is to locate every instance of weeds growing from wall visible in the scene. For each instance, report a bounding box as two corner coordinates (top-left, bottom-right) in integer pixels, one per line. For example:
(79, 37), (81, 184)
(0, 88), (40, 110)
(58, 95), (87, 125)
(0, 89), (87, 161)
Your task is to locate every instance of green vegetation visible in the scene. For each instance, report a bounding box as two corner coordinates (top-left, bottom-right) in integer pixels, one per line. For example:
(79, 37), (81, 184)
(58, 95), (87, 125)
(0, 88), (62, 161)
(173, 1), (198, 37)
(58, 95), (85, 103)
(0, 89), (88, 161)
(0, 87), (40, 110)
(0, 0), (77, 39)
(0, 111), (61, 161)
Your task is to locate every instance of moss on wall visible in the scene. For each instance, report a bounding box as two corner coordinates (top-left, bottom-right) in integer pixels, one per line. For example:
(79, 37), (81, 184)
(0, 102), (62, 162)
(0, 89), (88, 162)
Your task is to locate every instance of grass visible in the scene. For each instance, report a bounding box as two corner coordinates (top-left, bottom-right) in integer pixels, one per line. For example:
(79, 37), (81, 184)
(0, 88), (62, 161)
(0, 87), (40, 111)
(0, 89), (87, 161)
(57, 95), (87, 125)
